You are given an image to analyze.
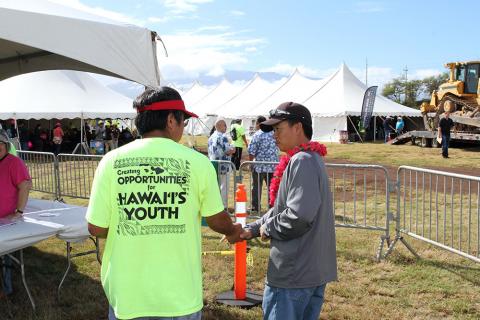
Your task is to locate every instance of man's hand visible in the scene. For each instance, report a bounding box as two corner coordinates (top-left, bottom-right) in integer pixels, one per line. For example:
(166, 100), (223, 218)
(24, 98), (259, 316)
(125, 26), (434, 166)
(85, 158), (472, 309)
(260, 224), (270, 241)
(240, 229), (254, 240)
(224, 223), (244, 244)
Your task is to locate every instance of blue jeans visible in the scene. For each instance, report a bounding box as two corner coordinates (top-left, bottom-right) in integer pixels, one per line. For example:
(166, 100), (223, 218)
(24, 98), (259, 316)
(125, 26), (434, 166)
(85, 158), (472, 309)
(108, 306), (201, 320)
(384, 129), (390, 143)
(263, 284), (327, 320)
(442, 134), (450, 157)
(1, 255), (13, 295)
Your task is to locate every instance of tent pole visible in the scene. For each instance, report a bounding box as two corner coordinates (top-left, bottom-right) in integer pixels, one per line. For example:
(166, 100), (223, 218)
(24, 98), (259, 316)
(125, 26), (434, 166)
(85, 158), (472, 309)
(347, 116), (363, 143)
(405, 116), (419, 129)
(14, 118), (21, 149)
(80, 117), (84, 154)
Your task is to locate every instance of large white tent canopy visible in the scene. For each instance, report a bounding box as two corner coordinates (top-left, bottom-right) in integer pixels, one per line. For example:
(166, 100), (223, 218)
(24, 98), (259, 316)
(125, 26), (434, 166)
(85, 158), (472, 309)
(190, 79), (244, 116)
(0, 70), (134, 120)
(0, 0), (161, 87)
(185, 63), (421, 142)
(303, 63), (421, 117)
(182, 81), (211, 108)
(219, 74), (285, 118)
(245, 70), (326, 117)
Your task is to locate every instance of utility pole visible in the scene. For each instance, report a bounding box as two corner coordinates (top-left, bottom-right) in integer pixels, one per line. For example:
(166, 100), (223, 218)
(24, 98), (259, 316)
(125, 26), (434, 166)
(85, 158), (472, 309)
(403, 65), (408, 105)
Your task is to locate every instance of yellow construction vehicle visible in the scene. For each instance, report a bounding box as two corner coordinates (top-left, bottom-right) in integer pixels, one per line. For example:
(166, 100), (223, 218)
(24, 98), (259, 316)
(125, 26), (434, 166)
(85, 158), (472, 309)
(420, 61), (480, 131)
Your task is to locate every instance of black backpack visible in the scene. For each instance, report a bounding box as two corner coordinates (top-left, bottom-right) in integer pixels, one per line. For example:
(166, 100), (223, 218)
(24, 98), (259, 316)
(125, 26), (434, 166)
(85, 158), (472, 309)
(231, 127), (238, 141)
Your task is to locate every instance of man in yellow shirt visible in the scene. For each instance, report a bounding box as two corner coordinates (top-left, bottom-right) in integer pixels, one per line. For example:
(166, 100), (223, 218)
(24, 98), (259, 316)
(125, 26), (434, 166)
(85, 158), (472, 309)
(86, 87), (243, 320)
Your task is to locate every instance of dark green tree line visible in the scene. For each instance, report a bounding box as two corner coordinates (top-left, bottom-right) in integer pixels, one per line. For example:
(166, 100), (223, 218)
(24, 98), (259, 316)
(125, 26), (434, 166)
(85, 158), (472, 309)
(382, 73), (448, 109)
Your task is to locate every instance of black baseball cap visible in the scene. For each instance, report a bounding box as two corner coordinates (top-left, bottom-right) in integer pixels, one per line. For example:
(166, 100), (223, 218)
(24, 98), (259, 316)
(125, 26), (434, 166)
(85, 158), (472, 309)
(260, 102), (312, 132)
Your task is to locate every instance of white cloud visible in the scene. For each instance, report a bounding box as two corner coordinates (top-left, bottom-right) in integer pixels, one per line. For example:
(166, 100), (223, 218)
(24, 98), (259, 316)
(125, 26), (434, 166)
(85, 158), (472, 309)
(245, 47), (258, 53)
(207, 65), (225, 77)
(163, 0), (213, 14)
(354, 1), (385, 13)
(48, 0), (145, 25)
(194, 25), (231, 33)
(230, 10), (245, 16)
(411, 69), (443, 79)
(147, 16), (170, 23)
(158, 30), (266, 80)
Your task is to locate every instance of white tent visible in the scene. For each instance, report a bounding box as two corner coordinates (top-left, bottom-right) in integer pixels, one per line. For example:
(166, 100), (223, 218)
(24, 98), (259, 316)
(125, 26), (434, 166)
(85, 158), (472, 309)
(185, 79), (245, 136)
(244, 70), (326, 117)
(219, 74), (285, 118)
(0, 70), (134, 120)
(190, 79), (245, 116)
(302, 63), (421, 141)
(182, 81), (211, 108)
(0, 0), (161, 86)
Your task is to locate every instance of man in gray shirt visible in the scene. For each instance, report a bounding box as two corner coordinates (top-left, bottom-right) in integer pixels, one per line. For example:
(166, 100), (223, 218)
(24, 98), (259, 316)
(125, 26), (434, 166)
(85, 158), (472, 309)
(241, 102), (337, 320)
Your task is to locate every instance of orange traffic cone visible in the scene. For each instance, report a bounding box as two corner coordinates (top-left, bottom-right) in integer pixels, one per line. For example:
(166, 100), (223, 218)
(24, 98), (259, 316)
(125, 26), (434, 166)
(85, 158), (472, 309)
(216, 184), (262, 308)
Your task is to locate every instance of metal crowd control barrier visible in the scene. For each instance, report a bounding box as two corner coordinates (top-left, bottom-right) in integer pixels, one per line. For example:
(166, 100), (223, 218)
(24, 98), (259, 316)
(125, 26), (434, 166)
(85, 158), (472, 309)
(385, 166), (480, 263)
(210, 160), (236, 212)
(326, 163), (393, 260)
(17, 150), (58, 197)
(238, 161), (278, 217)
(238, 161), (393, 260)
(57, 154), (103, 199)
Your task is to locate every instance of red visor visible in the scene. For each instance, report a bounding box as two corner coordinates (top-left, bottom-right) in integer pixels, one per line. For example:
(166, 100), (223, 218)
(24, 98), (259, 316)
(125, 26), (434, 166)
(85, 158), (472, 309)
(136, 100), (198, 118)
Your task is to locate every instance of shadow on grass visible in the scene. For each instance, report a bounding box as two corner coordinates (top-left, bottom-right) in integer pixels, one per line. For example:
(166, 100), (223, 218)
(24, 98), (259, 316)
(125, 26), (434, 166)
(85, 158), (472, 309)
(0, 246), (107, 320)
(387, 244), (480, 286)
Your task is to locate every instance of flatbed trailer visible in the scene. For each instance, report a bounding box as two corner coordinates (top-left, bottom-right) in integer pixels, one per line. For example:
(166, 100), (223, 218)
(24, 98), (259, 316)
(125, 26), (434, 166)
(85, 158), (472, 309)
(389, 130), (480, 148)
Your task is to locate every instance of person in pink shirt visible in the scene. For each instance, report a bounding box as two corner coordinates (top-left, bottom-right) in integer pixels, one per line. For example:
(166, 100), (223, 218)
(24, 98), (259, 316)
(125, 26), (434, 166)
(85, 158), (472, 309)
(52, 122), (64, 155)
(0, 129), (32, 298)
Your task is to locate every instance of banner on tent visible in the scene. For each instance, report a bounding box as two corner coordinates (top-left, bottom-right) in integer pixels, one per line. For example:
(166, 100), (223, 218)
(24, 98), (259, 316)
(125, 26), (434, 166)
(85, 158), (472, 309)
(360, 86), (378, 129)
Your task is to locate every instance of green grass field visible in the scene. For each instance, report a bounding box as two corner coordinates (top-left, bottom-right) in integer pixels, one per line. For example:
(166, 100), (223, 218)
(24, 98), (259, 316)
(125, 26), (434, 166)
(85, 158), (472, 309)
(2, 140), (480, 319)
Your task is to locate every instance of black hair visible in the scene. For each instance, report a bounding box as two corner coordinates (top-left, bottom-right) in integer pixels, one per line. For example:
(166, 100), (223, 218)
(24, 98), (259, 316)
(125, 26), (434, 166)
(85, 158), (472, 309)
(286, 119), (313, 140)
(134, 87), (185, 136)
(256, 116), (267, 124)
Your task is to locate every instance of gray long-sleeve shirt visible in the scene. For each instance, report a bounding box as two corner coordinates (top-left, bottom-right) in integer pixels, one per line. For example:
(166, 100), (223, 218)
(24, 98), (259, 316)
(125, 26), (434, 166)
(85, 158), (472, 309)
(246, 151), (337, 288)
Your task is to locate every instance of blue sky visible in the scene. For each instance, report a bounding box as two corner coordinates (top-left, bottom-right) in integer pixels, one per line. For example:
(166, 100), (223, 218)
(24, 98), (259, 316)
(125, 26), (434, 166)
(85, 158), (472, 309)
(54, 0), (480, 86)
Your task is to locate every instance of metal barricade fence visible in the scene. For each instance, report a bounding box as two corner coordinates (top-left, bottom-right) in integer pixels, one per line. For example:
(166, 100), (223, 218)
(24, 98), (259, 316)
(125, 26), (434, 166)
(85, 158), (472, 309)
(57, 154), (103, 199)
(238, 161), (393, 260)
(17, 151), (58, 197)
(326, 163), (392, 259)
(238, 161), (278, 217)
(385, 166), (480, 263)
(210, 160), (236, 211)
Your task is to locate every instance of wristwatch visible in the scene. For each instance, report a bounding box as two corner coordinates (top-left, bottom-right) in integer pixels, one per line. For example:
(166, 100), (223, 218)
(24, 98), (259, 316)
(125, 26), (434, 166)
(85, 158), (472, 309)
(15, 208), (24, 214)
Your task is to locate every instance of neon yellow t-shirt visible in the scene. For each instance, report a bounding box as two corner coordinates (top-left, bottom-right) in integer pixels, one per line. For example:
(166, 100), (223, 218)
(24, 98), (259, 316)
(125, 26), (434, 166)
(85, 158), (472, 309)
(86, 138), (224, 319)
(231, 123), (245, 148)
(9, 143), (17, 156)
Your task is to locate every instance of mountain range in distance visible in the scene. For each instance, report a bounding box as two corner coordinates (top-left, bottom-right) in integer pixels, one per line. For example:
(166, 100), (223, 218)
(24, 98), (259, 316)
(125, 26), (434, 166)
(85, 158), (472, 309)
(108, 69), (319, 99)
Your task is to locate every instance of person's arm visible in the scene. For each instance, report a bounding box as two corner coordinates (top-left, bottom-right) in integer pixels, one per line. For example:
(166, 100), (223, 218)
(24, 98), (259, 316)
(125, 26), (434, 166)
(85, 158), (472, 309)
(16, 180), (32, 212)
(206, 211), (243, 243)
(247, 135), (257, 161)
(88, 223), (109, 238)
(86, 155), (112, 238)
(241, 207), (275, 239)
(437, 119), (442, 138)
(242, 134), (248, 148)
(262, 155), (322, 241)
